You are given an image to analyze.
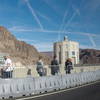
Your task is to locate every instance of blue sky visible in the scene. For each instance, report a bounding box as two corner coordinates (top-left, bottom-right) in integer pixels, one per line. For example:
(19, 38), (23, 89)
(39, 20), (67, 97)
(0, 0), (100, 51)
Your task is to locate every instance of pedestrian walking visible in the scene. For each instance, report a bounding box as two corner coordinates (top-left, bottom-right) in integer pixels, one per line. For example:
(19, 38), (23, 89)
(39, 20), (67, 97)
(36, 56), (45, 77)
(2, 56), (13, 78)
(65, 58), (73, 74)
(51, 55), (59, 75)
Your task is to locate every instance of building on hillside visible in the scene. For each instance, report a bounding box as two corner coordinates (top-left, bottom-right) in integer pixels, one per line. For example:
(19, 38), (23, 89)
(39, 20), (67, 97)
(54, 36), (79, 65)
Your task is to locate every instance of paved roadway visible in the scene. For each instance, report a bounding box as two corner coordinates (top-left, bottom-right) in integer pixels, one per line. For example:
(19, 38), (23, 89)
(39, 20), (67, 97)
(15, 81), (100, 100)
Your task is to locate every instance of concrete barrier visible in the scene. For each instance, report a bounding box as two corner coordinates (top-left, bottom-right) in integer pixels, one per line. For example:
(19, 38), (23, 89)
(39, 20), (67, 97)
(0, 77), (35, 99)
(0, 70), (100, 99)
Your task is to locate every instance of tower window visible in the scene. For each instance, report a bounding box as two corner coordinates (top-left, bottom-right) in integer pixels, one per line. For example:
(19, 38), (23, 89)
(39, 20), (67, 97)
(72, 51), (75, 55)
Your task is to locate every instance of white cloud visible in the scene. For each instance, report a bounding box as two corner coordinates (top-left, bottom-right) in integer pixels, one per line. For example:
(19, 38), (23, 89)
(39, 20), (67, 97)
(18, 38), (37, 43)
(9, 26), (42, 32)
(24, 0), (44, 30)
(72, 5), (80, 16)
(32, 42), (53, 51)
(62, 3), (81, 33)
(88, 35), (96, 47)
(58, 9), (68, 41)
(9, 26), (100, 38)
(36, 11), (51, 22)
(66, 31), (99, 37)
(42, 0), (63, 16)
(36, 11), (58, 27)
(80, 44), (100, 50)
(65, 31), (99, 48)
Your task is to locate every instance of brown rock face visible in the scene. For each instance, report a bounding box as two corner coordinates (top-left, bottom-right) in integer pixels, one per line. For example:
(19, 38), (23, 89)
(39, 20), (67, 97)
(41, 52), (53, 58)
(0, 26), (50, 65)
(80, 49), (100, 64)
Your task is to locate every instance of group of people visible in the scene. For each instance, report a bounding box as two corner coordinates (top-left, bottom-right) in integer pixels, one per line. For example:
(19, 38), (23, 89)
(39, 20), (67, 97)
(36, 55), (73, 77)
(0, 55), (73, 78)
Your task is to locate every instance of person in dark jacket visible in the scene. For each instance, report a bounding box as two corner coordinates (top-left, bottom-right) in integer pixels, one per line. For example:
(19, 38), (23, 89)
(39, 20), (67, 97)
(51, 55), (59, 75)
(65, 58), (73, 74)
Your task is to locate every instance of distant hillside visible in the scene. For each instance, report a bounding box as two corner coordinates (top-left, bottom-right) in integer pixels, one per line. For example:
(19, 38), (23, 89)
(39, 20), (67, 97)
(80, 49), (100, 64)
(42, 49), (100, 64)
(41, 52), (53, 58)
(0, 26), (50, 65)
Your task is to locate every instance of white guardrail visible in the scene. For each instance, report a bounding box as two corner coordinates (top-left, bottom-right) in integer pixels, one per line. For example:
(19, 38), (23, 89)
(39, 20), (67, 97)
(0, 70), (100, 99)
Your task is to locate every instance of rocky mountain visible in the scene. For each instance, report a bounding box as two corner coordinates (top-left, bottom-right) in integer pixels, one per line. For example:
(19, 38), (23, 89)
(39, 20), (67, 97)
(41, 52), (53, 58)
(0, 26), (50, 65)
(80, 49), (100, 64)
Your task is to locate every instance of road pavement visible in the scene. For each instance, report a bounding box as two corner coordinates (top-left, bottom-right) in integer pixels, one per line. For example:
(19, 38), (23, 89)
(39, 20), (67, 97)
(15, 81), (100, 100)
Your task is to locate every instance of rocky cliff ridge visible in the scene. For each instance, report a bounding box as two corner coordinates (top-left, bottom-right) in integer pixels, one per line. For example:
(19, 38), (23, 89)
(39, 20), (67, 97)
(80, 49), (100, 64)
(0, 26), (50, 65)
